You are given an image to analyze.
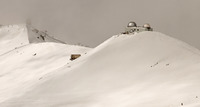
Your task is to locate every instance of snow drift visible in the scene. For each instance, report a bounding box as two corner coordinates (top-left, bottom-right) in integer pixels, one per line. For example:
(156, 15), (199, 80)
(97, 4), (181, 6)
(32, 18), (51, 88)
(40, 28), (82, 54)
(1, 28), (200, 107)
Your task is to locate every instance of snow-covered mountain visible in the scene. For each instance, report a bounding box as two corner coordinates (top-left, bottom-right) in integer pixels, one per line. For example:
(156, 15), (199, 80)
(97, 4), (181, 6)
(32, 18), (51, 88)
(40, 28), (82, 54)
(0, 24), (91, 105)
(0, 25), (200, 107)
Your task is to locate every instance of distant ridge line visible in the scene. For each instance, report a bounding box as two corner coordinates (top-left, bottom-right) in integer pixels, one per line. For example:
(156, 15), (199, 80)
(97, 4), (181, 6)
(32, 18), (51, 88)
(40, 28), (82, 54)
(26, 24), (66, 44)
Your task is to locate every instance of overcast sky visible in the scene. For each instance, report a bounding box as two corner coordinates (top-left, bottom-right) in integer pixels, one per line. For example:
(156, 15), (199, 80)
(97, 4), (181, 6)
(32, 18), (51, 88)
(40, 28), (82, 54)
(0, 0), (200, 48)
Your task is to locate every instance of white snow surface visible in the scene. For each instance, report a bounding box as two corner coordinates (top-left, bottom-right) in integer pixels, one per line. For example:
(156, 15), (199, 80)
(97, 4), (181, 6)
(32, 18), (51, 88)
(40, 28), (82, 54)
(0, 25), (29, 55)
(0, 24), (91, 106)
(0, 28), (200, 107)
(0, 24), (66, 55)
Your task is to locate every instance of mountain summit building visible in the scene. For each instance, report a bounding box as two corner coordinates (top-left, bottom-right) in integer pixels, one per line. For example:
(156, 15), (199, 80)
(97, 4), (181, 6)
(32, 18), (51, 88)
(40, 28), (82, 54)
(122, 21), (153, 34)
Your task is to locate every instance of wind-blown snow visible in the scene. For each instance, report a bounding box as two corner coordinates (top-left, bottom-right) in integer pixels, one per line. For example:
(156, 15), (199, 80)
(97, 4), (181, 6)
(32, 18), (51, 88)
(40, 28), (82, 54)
(0, 28), (200, 107)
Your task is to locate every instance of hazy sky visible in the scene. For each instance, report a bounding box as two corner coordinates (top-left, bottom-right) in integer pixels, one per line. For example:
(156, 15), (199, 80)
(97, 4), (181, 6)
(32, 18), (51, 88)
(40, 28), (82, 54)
(0, 0), (200, 48)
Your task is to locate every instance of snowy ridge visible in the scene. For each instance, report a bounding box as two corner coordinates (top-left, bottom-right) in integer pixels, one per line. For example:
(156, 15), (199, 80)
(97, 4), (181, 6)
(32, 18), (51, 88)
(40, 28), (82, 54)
(1, 32), (200, 107)
(0, 24), (66, 55)
(0, 24), (29, 55)
(0, 24), (91, 105)
(26, 25), (66, 44)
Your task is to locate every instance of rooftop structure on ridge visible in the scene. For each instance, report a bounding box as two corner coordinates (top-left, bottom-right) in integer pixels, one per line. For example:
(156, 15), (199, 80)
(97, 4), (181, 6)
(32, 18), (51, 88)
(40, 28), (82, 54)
(122, 21), (153, 34)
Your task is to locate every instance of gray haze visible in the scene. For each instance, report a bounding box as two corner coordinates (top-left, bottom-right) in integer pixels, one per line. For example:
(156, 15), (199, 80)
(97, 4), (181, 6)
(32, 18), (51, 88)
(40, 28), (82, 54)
(0, 0), (200, 48)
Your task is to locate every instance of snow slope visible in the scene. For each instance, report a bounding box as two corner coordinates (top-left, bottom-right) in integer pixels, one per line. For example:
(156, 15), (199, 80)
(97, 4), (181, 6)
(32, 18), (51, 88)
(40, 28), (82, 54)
(1, 31), (200, 107)
(0, 25), (29, 55)
(0, 24), (91, 105)
(0, 43), (90, 103)
(0, 24), (66, 55)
